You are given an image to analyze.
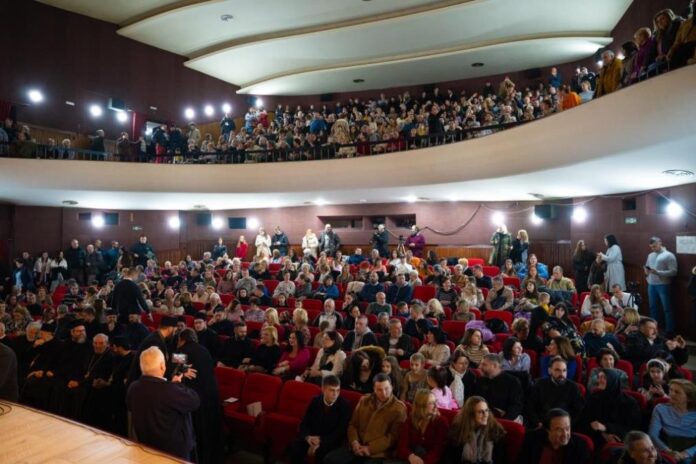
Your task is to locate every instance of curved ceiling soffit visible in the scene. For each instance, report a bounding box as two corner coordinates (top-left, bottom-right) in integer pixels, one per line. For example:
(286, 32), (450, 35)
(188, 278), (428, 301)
(119, 0), (477, 57)
(234, 33), (612, 93)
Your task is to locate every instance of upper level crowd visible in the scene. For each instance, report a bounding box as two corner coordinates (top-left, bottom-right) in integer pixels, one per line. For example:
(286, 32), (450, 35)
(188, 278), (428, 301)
(1, 220), (695, 464)
(1, 5), (695, 164)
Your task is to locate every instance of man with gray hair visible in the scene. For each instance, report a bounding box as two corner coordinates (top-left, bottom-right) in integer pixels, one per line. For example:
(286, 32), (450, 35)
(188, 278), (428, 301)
(645, 236), (678, 333)
(126, 346), (200, 460)
(620, 431), (662, 464)
(473, 353), (524, 421)
(485, 276), (514, 311)
(596, 49), (623, 97)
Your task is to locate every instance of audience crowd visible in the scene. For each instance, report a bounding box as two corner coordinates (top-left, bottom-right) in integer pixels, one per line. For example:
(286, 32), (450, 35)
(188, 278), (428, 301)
(0, 217), (694, 464)
(2, 4), (695, 163)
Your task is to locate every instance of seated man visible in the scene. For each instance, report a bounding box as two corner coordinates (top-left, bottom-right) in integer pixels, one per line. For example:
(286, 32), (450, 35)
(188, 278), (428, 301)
(313, 299), (344, 331)
(342, 315), (378, 352)
(619, 431), (665, 464)
(386, 273), (413, 304)
(609, 283), (638, 314)
(582, 319), (623, 358)
(472, 353), (524, 421)
(579, 304), (616, 336)
(366, 292), (391, 316)
(358, 272), (384, 303)
(625, 318), (688, 370)
(546, 266), (577, 304)
(219, 322), (255, 368)
(392, 256), (414, 277)
(244, 298), (266, 323)
(324, 373), (407, 463)
(518, 408), (591, 464)
(527, 356), (584, 428)
(379, 319), (413, 362)
(472, 265), (492, 289)
(484, 276), (514, 311)
(346, 248), (367, 266)
(288, 374), (352, 464)
(403, 301), (432, 342)
(435, 277), (458, 310)
(451, 263), (471, 287)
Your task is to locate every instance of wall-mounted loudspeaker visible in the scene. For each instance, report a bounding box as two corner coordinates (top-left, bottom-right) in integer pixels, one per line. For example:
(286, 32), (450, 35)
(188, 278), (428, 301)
(534, 204), (558, 219)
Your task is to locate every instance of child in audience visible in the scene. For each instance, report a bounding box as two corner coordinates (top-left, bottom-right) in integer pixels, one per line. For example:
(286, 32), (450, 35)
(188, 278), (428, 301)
(538, 292), (552, 315)
(382, 356), (403, 398)
(427, 366), (459, 410)
(640, 359), (671, 403)
(400, 353), (428, 403)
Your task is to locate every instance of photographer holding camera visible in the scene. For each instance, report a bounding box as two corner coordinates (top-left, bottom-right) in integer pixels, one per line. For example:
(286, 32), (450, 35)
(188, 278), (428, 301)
(126, 346), (200, 460)
(371, 224), (389, 258)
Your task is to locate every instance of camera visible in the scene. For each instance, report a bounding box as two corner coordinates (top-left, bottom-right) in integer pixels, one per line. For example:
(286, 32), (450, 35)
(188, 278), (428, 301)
(398, 235), (405, 244)
(625, 281), (642, 307)
(172, 353), (191, 376)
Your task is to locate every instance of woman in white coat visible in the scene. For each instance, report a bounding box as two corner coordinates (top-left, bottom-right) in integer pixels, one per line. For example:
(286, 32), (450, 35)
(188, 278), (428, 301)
(301, 228), (319, 258)
(255, 227), (272, 259)
(599, 234), (626, 291)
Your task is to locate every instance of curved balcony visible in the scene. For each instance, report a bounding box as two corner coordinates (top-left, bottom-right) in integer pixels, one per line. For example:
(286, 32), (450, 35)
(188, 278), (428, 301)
(0, 66), (694, 210)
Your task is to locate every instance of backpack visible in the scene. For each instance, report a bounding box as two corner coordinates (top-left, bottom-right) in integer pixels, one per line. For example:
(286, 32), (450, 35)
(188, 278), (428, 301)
(485, 318), (509, 334)
(465, 320), (495, 342)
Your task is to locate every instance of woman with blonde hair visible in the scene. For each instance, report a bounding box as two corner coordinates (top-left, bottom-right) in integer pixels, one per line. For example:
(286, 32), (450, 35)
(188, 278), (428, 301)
(301, 229), (319, 258)
(446, 396), (506, 463)
(239, 326), (281, 373)
(235, 235), (248, 260)
(510, 229), (529, 266)
(396, 389), (448, 463)
(460, 282), (484, 308)
(615, 307), (641, 336)
(425, 298), (446, 321)
(255, 227), (272, 260)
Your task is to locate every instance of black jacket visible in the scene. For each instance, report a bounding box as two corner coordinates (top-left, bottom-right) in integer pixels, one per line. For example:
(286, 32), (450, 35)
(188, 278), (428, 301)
(271, 232), (289, 256)
(341, 330), (378, 352)
(112, 279), (149, 320)
(0, 343), (18, 402)
(126, 376), (200, 459)
(378, 334), (414, 361)
(517, 428), (591, 464)
(220, 336), (256, 368)
(625, 332), (688, 369)
(297, 394), (351, 451)
(472, 372), (524, 420)
(527, 378), (584, 427)
(65, 246), (86, 270)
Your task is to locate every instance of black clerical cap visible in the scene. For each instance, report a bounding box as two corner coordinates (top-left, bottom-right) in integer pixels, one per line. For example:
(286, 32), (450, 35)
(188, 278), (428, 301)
(70, 319), (86, 329)
(40, 322), (56, 333)
(194, 311), (208, 321)
(111, 335), (130, 349)
(160, 316), (178, 327)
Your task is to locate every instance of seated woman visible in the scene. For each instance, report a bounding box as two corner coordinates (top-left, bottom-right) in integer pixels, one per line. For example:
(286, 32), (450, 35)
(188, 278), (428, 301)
(303, 330), (346, 384)
(427, 366), (459, 410)
(224, 299), (244, 323)
(445, 350), (477, 409)
(445, 396), (506, 463)
(587, 348), (629, 392)
(501, 259), (517, 278)
(500, 337), (531, 373)
(425, 298), (446, 322)
(580, 284), (612, 318)
(580, 368), (641, 450)
(239, 326), (281, 373)
(544, 303), (585, 356)
(342, 346), (386, 394)
(615, 307), (641, 336)
(460, 282), (484, 309)
(396, 389), (449, 464)
(436, 278), (459, 311)
(456, 328), (490, 368)
(312, 275), (339, 301)
(540, 336), (578, 381)
(236, 288), (250, 306)
(649, 379), (696, 463)
(371, 258), (387, 281)
(515, 280), (540, 313)
(418, 326), (451, 368)
(273, 330), (311, 379)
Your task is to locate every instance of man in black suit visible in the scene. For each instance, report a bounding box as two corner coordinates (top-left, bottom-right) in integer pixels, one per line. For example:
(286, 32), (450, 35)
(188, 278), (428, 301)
(126, 346), (200, 460)
(0, 342), (18, 401)
(518, 408), (591, 464)
(192, 312), (221, 361)
(127, 316), (177, 383)
(472, 353), (524, 421)
(378, 319), (413, 362)
(218, 322), (255, 368)
(111, 267), (150, 324)
(288, 374), (351, 464)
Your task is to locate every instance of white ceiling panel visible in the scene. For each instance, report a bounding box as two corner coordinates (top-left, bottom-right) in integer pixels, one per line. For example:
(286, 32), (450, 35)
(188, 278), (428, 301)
(237, 37), (612, 95)
(38, 0), (185, 25)
(185, 0), (630, 92)
(117, 0), (448, 56)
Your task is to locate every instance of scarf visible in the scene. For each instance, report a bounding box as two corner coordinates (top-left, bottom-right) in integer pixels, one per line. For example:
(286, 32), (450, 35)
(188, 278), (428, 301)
(449, 366), (465, 408)
(461, 429), (493, 464)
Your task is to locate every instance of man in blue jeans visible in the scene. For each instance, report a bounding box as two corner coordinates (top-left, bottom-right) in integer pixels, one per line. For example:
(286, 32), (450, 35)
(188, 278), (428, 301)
(644, 237), (678, 333)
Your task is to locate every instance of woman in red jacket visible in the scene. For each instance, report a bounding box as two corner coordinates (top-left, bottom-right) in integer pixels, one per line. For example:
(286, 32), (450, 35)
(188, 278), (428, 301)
(235, 235), (248, 260)
(397, 389), (448, 464)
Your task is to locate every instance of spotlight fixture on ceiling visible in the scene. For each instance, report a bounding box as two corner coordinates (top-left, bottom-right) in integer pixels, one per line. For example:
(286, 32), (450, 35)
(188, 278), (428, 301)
(168, 216), (181, 229)
(353, 78), (365, 83)
(65, 101), (75, 106)
(662, 169), (694, 177)
(89, 104), (103, 117)
(221, 103), (232, 113)
(666, 201), (684, 218)
(184, 107), (195, 119)
(28, 89), (44, 103)
(220, 14), (234, 21)
(116, 111), (128, 123)
(471, 62), (484, 67)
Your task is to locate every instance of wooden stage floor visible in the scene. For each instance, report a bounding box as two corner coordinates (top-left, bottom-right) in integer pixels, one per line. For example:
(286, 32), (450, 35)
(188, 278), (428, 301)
(0, 401), (189, 463)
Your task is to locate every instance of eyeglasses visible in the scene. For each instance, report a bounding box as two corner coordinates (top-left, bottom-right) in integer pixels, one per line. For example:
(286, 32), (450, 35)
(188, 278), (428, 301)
(475, 409), (490, 415)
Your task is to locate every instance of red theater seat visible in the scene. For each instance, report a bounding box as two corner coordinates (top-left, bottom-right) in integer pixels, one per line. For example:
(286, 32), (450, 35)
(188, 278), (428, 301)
(224, 373), (283, 446)
(467, 258), (485, 266)
(340, 389), (364, 412)
(483, 310), (512, 326)
(262, 381), (322, 459)
(499, 419), (525, 462)
(214, 366), (245, 403)
(263, 280), (280, 294)
(503, 277), (521, 290)
(441, 320), (467, 344)
(412, 285), (436, 302)
(482, 266), (500, 277)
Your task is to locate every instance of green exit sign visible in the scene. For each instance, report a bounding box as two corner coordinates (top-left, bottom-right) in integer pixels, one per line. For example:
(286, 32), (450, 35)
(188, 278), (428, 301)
(625, 217), (638, 224)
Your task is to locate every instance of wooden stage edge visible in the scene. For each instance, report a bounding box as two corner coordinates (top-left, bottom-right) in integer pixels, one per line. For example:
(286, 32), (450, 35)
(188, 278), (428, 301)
(0, 401), (190, 464)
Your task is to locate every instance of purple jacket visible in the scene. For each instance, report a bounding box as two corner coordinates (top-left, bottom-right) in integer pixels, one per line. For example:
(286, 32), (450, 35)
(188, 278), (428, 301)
(405, 234), (425, 257)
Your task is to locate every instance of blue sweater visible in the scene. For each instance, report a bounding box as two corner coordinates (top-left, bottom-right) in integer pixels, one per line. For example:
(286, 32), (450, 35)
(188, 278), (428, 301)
(649, 404), (696, 458)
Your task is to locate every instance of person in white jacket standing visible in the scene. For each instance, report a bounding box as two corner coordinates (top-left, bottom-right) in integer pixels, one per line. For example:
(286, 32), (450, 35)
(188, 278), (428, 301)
(255, 227), (271, 260)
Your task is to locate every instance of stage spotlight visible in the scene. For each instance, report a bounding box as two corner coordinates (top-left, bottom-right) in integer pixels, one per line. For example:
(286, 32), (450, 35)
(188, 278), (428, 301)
(89, 105), (103, 117)
(666, 201), (684, 218)
(571, 206), (588, 223)
(28, 89), (44, 103)
(211, 217), (224, 229)
(91, 215), (105, 228)
(168, 216), (181, 229)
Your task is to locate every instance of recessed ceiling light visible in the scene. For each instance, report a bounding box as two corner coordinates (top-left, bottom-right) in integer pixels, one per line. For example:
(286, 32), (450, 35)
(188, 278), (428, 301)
(193, 204), (207, 210)
(220, 14), (234, 21)
(471, 62), (485, 67)
(662, 169), (694, 177)
(65, 101), (75, 106)
(62, 200), (78, 206)
(353, 78), (365, 83)
(149, 106), (158, 111)
(28, 89), (44, 103)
